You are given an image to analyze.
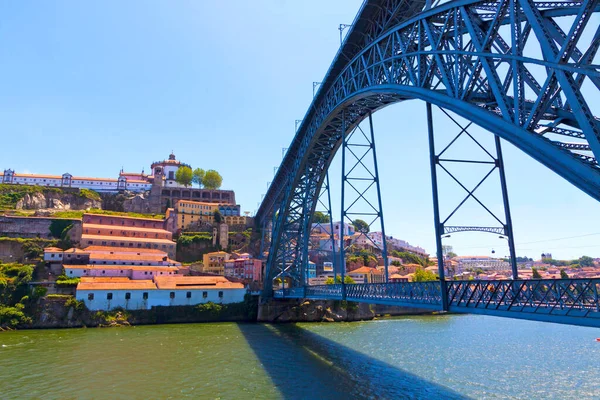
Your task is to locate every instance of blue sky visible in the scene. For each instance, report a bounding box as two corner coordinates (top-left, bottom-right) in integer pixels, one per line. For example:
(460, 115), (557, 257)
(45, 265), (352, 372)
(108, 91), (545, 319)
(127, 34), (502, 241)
(1, 1), (599, 260)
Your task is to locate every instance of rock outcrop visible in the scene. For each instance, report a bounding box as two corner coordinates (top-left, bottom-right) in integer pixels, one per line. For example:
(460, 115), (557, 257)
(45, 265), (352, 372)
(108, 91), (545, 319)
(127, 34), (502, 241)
(16, 192), (101, 210)
(258, 299), (376, 322)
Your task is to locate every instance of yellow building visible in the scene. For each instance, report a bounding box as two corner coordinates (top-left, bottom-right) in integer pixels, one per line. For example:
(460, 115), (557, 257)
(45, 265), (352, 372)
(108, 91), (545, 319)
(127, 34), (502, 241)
(175, 200), (220, 230)
(202, 251), (231, 275)
(224, 215), (248, 225)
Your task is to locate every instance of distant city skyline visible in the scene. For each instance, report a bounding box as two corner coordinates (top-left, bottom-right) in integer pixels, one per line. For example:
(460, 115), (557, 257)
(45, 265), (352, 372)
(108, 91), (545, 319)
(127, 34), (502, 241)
(2, 1), (599, 260)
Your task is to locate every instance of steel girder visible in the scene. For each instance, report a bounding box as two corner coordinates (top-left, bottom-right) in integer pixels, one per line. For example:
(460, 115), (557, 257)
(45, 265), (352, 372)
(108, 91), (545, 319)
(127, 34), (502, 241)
(261, 0), (600, 295)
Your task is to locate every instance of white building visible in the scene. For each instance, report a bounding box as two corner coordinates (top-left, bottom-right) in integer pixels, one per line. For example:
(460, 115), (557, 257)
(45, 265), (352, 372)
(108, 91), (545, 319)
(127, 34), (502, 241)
(311, 221), (355, 237)
(456, 256), (510, 272)
(76, 276), (246, 310)
(1, 170), (151, 193)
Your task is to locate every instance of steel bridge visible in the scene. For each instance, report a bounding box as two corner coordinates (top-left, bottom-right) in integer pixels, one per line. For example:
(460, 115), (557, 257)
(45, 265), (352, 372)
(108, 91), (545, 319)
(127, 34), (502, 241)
(255, 0), (600, 327)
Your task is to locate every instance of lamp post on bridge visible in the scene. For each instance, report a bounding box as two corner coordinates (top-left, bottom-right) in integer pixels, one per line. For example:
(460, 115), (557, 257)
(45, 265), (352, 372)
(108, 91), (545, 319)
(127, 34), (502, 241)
(338, 24), (351, 45)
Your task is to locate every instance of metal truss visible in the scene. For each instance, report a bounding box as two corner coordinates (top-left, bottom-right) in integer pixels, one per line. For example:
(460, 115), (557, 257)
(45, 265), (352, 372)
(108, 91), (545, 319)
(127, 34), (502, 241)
(427, 103), (519, 297)
(340, 112), (390, 283)
(259, 0), (600, 296)
(308, 172), (339, 280)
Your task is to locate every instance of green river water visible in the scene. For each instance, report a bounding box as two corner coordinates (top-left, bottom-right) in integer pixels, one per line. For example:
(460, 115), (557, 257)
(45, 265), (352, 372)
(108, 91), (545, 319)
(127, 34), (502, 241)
(1, 314), (599, 399)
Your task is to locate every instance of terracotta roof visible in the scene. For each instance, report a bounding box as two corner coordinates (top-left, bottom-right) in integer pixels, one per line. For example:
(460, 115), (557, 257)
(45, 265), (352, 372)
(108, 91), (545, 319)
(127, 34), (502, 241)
(83, 246), (168, 255)
(80, 277), (132, 282)
(44, 247), (63, 252)
(63, 248), (89, 254)
(83, 223), (169, 234)
(77, 280), (157, 291)
(154, 276), (244, 290)
(350, 267), (383, 274)
(64, 264), (178, 272)
(81, 234), (175, 245)
(12, 173), (62, 179)
(71, 177), (118, 182)
(88, 253), (170, 262)
(83, 213), (165, 222)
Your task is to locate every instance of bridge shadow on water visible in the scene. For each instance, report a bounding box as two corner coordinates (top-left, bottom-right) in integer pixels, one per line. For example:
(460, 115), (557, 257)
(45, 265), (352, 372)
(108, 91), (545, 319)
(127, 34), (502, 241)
(237, 323), (469, 400)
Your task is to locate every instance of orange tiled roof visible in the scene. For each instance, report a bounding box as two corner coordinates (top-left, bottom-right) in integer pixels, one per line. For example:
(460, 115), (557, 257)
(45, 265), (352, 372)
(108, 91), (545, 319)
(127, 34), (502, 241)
(83, 246), (168, 255)
(83, 213), (165, 222)
(153, 276), (244, 290)
(88, 253), (169, 262)
(83, 223), (169, 234)
(64, 264), (178, 271)
(80, 277), (133, 282)
(44, 247), (63, 252)
(77, 280), (157, 291)
(81, 234), (174, 245)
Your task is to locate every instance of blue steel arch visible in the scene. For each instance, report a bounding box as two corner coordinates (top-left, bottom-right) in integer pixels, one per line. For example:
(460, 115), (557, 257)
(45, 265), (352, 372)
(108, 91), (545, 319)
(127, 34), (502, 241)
(258, 0), (600, 294)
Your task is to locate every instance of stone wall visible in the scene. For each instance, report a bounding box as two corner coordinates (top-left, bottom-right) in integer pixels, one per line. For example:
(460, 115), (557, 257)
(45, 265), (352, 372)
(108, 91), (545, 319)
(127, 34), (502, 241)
(0, 215), (81, 241)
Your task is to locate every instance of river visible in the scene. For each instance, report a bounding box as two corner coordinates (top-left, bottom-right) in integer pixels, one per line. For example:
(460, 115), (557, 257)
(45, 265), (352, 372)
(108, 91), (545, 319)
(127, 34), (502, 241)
(1, 314), (599, 399)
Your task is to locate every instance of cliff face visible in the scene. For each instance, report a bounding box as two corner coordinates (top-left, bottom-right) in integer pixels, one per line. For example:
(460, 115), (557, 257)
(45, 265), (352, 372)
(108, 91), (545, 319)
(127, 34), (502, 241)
(16, 192), (101, 210)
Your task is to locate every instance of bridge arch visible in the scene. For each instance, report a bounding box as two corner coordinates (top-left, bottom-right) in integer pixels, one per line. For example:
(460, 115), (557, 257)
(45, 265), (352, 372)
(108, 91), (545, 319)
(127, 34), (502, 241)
(260, 0), (600, 293)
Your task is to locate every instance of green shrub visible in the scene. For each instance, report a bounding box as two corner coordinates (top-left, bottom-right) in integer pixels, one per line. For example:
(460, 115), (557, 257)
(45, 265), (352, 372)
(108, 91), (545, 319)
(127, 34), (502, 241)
(56, 277), (80, 287)
(0, 305), (32, 328)
(32, 286), (48, 298)
(65, 296), (85, 311)
(78, 188), (101, 201)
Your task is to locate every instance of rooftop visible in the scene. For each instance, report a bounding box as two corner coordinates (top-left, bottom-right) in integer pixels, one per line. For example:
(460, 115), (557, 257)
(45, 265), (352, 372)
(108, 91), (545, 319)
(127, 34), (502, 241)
(81, 234), (175, 245)
(83, 223), (170, 235)
(83, 246), (168, 255)
(64, 264), (179, 272)
(77, 279), (157, 291)
(83, 213), (165, 223)
(154, 276), (244, 290)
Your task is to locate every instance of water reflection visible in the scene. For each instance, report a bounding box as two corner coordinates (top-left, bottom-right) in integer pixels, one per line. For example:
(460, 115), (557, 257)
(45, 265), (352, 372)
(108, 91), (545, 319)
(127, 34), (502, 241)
(238, 323), (469, 400)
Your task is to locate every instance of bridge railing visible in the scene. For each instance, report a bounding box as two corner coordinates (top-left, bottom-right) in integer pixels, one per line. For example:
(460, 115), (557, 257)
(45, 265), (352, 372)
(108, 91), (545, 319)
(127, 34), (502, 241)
(447, 279), (600, 318)
(345, 282), (442, 306)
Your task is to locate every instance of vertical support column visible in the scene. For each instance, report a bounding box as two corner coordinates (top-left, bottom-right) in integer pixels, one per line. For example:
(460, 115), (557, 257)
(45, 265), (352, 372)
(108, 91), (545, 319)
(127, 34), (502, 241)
(325, 172), (338, 283)
(495, 135), (519, 279)
(340, 110), (347, 299)
(426, 103), (448, 311)
(258, 219), (267, 259)
(368, 112), (389, 282)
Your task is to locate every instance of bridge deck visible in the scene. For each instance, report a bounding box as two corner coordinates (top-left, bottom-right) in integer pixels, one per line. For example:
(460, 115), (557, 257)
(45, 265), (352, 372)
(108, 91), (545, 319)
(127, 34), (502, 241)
(274, 279), (600, 327)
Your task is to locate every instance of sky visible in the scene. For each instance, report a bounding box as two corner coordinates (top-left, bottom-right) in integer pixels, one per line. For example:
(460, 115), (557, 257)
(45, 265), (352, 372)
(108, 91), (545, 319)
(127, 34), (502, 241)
(1, 1), (600, 260)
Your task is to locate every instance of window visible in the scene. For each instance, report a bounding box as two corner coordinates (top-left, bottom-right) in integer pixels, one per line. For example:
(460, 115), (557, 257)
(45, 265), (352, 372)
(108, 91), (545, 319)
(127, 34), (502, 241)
(107, 293), (113, 300)
(170, 292), (175, 299)
(51, 254), (55, 258)
(186, 291), (191, 298)
(144, 271), (148, 275)
(88, 293), (94, 300)
(203, 291), (208, 298)
(69, 271), (73, 274)
(143, 292), (148, 300)
(125, 293), (131, 300)
(83, 270), (87, 273)
(218, 291), (223, 298)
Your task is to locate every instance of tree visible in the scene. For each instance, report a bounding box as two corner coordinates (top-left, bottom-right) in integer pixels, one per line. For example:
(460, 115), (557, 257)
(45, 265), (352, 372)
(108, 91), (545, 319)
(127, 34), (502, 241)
(203, 170), (223, 190)
(175, 166), (193, 187)
(532, 268), (542, 279)
(213, 210), (223, 224)
(326, 276), (356, 284)
(447, 252), (457, 258)
(579, 256), (594, 267)
(352, 219), (370, 233)
(413, 268), (438, 282)
(313, 211), (330, 224)
(192, 168), (205, 188)
(560, 269), (569, 279)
